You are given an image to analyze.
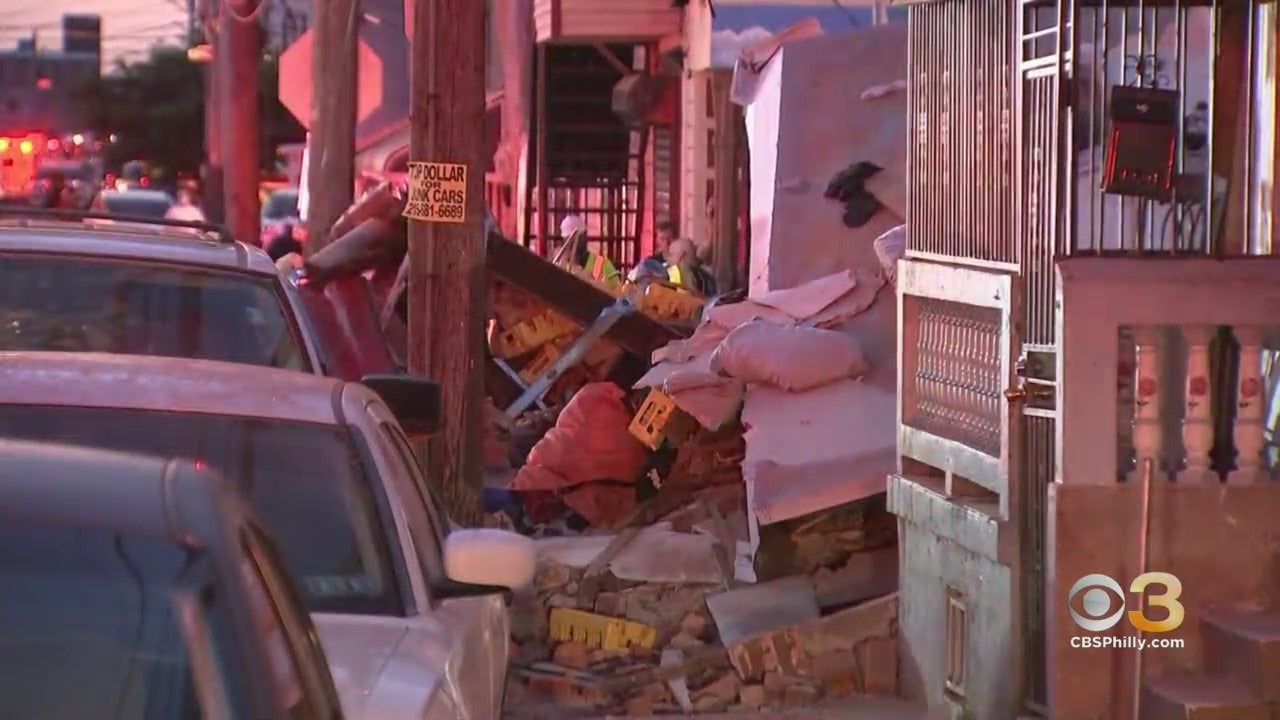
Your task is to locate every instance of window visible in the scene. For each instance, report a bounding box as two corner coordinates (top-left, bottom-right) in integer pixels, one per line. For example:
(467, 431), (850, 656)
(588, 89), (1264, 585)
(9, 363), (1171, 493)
(369, 420), (449, 586)
(0, 405), (403, 617)
(0, 525), (251, 719)
(945, 587), (968, 699)
(0, 254), (309, 372)
(263, 190), (300, 220)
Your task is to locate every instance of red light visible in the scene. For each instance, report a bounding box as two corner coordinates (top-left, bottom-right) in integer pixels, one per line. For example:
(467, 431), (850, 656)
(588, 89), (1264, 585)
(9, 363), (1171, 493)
(139, 176), (150, 187)
(194, 459), (207, 470)
(35, 77), (52, 90)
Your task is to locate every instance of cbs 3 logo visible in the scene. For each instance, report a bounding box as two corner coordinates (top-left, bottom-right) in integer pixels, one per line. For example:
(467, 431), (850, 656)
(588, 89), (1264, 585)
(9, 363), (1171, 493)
(1067, 572), (1184, 633)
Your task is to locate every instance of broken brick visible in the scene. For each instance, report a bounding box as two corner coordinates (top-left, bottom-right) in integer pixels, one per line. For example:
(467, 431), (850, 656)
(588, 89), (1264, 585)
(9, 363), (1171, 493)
(811, 648), (860, 696)
(553, 642), (590, 670)
(738, 684), (766, 710)
(856, 635), (899, 696)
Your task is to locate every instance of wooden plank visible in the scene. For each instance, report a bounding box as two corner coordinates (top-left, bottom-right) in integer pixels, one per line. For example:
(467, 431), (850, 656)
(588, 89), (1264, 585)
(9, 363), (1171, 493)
(485, 230), (685, 359)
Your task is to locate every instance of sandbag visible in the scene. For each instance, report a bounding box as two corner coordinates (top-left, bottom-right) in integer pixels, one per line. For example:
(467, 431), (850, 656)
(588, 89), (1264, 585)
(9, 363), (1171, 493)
(709, 320), (868, 392)
(511, 383), (647, 526)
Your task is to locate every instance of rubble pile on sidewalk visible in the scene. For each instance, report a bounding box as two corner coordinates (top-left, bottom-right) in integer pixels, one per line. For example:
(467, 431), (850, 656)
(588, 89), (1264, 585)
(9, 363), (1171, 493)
(501, 490), (901, 717)
(492, 248), (907, 716)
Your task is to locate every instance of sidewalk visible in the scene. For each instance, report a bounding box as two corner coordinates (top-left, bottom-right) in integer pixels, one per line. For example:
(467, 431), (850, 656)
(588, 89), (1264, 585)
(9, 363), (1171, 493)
(591, 697), (930, 719)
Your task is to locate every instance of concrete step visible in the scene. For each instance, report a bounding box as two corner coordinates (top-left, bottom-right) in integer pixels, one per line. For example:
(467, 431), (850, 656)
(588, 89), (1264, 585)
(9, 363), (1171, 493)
(1141, 675), (1269, 720)
(1202, 610), (1280, 702)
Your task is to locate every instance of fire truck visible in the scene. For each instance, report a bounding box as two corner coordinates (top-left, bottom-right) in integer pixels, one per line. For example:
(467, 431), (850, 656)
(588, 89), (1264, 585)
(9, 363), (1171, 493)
(0, 131), (45, 204)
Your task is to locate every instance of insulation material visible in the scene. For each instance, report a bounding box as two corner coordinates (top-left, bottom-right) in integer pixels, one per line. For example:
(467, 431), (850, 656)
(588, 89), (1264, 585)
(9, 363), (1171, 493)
(709, 321), (868, 392)
(511, 383), (648, 527)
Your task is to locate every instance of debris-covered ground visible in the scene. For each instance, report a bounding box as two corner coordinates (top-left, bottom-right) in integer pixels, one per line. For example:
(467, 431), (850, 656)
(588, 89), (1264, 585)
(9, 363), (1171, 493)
(478, 234), (908, 717)
(287, 175), (913, 717)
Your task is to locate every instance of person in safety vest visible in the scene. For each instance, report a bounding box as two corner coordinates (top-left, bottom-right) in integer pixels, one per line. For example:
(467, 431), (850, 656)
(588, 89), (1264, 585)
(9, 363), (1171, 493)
(560, 214), (621, 289)
(664, 238), (717, 296)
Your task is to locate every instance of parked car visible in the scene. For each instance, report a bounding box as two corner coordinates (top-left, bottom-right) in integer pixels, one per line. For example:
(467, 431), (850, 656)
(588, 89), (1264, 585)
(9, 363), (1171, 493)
(0, 210), (399, 381)
(0, 212), (323, 371)
(0, 438), (345, 720)
(92, 188), (175, 218)
(0, 351), (536, 720)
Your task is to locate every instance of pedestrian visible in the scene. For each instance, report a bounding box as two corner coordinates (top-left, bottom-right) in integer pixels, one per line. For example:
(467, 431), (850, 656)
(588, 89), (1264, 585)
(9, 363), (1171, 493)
(627, 219), (675, 283)
(166, 188), (207, 223)
(664, 238), (717, 296)
(558, 214), (621, 289)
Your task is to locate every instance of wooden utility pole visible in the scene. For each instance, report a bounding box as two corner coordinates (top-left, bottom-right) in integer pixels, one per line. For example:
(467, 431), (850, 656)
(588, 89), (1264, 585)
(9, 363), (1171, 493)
(407, 0), (487, 524)
(218, 0), (261, 244)
(305, 0), (360, 253)
(200, 0), (224, 224)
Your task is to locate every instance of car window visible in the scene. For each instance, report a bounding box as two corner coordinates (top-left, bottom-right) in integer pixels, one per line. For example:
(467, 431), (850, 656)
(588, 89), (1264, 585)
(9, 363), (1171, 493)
(0, 524), (252, 719)
(0, 405), (405, 617)
(365, 416), (447, 585)
(105, 194), (172, 218)
(241, 524), (342, 720)
(0, 253), (310, 372)
(263, 192), (299, 220)
(384, 421), (453, 539)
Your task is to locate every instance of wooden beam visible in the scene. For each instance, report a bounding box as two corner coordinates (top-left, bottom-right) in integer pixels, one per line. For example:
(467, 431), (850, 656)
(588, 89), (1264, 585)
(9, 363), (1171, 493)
(408, 0), (488, 524)
(306, 0), (360, 254)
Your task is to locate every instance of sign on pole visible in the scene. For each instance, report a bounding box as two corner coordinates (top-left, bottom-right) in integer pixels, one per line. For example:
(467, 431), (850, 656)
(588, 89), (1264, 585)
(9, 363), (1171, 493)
(403, 161), (468, 223)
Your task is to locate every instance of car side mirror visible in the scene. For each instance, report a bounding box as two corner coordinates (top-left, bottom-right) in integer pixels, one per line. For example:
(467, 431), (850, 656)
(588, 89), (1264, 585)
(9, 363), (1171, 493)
(360, 374), (441, 435)
(439, 529), (536, 598)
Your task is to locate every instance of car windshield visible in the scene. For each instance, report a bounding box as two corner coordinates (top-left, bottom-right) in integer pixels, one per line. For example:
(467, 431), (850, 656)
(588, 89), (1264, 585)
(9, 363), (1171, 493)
(263, 191), (298, 220)
(104, 193), (172, 218)
(0, 254), (309, 371)
(0, 406), (404, 617)
(0, 526), (252, 719)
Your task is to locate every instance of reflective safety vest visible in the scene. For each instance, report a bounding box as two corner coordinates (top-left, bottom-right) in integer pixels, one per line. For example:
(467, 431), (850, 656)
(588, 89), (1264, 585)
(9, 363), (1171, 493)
(585, 251), (620, 288)
(666, 265), (683, 286)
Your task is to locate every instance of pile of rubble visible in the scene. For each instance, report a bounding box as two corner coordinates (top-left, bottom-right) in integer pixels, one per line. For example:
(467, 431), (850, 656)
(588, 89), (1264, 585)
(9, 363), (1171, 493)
(501, 488), (900, 717)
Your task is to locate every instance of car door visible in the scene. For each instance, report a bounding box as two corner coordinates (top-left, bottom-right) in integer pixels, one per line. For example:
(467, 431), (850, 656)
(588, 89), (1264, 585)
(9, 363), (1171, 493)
(240, 523), (345, 720)
(360, 401), (508, 720)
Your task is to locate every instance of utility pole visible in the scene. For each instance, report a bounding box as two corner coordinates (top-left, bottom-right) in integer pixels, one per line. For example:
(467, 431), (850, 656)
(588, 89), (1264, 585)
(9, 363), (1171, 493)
(199, 0), (224, 223)
(304, 0), (360, 253)
(408, 0), (487, 524)
(218, 0), (262, 245)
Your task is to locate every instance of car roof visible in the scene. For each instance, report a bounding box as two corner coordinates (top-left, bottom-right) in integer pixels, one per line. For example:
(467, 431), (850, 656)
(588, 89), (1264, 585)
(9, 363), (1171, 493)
(0, 438), (237, 544)
(0, 218), (277, 274)
(104, 189), (172, 200)
(0, 351), (344, 425)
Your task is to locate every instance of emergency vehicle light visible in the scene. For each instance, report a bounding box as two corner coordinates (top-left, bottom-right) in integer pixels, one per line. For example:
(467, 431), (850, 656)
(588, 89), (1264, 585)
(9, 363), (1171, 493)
(18, 140), (34, 155)
(0, 138), (9, 152)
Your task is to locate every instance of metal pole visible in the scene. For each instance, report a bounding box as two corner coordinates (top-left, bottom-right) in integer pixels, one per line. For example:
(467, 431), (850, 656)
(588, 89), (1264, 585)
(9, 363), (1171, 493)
(1131, 457), (1155, 720)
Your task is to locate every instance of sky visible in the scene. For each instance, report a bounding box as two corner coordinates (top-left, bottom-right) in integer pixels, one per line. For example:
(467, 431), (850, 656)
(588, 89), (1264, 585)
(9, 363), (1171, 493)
(0, 0), (189, 67)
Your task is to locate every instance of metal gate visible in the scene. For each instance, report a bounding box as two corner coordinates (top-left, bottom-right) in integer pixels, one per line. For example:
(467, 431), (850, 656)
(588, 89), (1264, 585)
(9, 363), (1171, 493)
(526, 43), (647, 268)
(1016, 0), (1070, 710)
(907, 0), (1059, 712)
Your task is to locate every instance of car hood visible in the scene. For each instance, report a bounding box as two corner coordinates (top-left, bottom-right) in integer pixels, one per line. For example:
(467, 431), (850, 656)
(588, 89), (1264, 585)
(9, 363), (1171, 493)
(313, 613), (461, 720)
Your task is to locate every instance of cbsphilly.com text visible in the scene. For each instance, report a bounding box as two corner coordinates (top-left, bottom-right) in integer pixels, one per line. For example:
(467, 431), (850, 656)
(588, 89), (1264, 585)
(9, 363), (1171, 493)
(1071, 636), (1186, 650)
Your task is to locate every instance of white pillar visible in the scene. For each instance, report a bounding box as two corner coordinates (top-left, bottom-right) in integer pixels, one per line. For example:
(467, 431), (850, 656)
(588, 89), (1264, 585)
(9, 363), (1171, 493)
(1179, 325), (1217, 483)
(1129, 326), (1164, 483)
(1230, 326), (1266, 484)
